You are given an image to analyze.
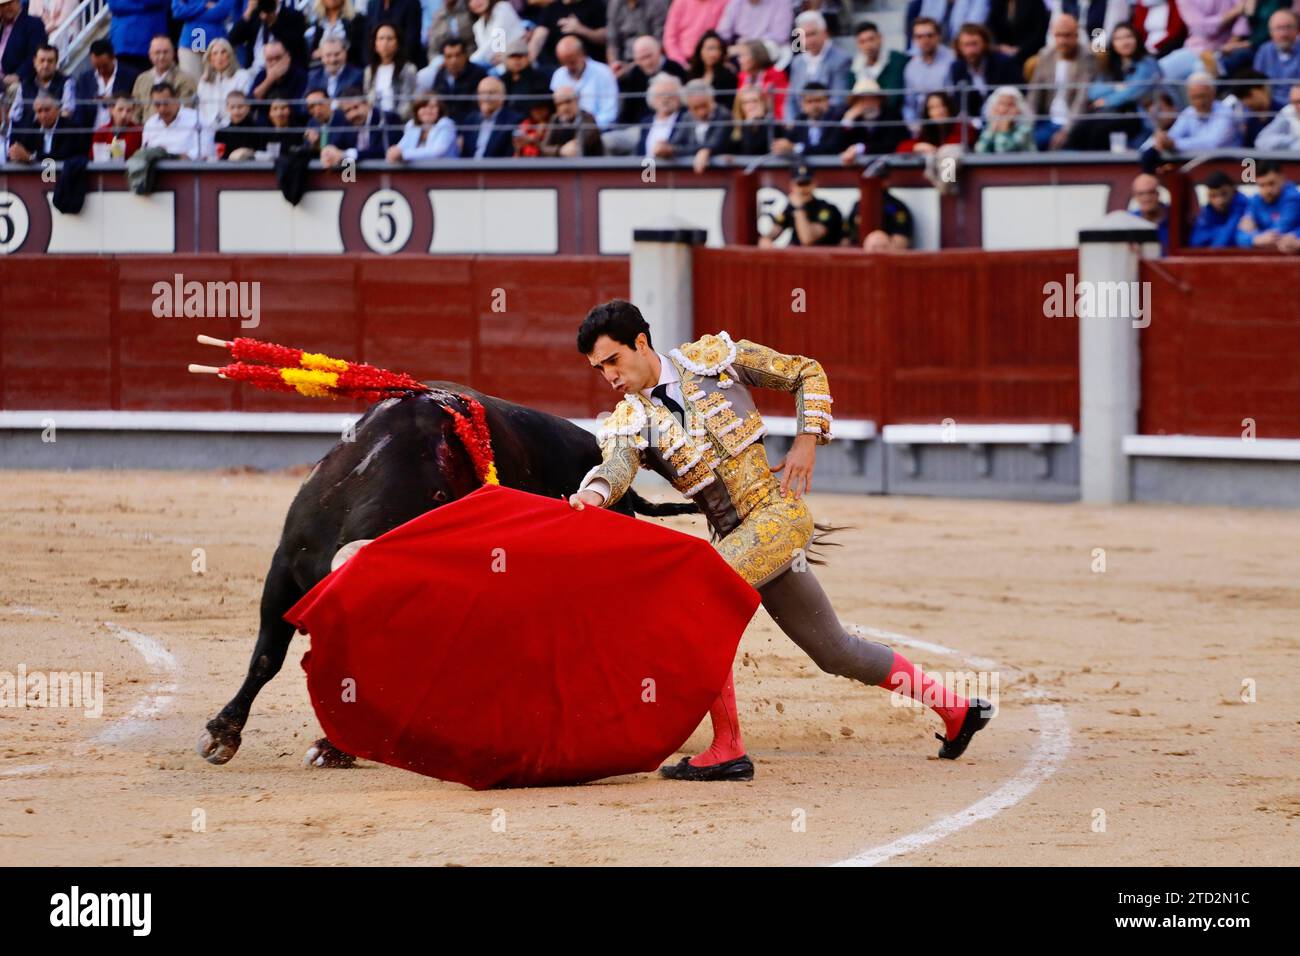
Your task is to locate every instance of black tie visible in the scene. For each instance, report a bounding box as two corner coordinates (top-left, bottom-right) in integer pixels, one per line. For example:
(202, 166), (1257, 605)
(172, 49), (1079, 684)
(651, 384), (686, 427)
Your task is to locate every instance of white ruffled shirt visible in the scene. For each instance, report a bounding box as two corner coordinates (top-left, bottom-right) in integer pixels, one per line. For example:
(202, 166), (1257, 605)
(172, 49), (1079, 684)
(580, 352), (682, 504)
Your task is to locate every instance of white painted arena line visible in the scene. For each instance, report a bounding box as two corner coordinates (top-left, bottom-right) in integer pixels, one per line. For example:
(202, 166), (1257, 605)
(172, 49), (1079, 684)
(833, 625), (1072, 868)
(0, 614), (182, 778)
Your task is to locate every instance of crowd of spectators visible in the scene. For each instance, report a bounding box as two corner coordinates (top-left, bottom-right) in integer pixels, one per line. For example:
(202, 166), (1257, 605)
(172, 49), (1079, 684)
(1, 0), (1298, 248)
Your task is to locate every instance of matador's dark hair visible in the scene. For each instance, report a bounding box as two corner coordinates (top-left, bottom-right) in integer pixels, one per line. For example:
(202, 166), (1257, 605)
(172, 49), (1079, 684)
(576, 299), (653, 355)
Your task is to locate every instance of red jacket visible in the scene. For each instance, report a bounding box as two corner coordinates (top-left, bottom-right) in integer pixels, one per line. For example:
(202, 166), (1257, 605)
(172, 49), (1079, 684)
(91, 123), (142, 159)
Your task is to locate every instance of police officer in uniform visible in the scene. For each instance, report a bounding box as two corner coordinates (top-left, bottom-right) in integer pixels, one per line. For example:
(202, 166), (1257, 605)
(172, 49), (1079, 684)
(759, 163), (844, 247)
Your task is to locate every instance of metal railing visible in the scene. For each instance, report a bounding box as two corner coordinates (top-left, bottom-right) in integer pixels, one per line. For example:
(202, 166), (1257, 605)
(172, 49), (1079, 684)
(49, 0), (111, 69)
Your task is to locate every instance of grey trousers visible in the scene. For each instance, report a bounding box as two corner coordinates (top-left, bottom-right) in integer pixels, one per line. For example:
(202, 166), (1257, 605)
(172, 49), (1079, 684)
(757, 566), (896, 686)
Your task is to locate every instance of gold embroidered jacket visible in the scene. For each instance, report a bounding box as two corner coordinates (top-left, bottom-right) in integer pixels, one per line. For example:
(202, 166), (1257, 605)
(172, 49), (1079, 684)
(579, 332), (834, 555)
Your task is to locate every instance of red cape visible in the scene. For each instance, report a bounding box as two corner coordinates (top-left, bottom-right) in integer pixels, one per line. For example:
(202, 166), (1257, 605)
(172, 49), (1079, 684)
(285, 484), (759, 789)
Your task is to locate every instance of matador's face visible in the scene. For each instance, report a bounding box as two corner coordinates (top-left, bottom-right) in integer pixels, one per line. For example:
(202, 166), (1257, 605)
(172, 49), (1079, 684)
(587, 333), (656, 397)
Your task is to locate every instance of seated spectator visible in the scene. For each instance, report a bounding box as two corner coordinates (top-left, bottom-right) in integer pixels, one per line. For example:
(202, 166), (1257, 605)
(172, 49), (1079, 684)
(852, 22), (908, 117)
(1064, 21), (1157, 150)
(386, 92), (459, 160)
(6, 91), (86, 162)
(777, 82), (847, 155)
(421, 38), (489, 123)
(1256, 82), (1300, 149)
(686, 30), (738, 109)
(1131, 0), (1187, 57)
(607, 0), (672, 70)
(214, 90), (264, 158)
(844, 186), (915, 248)
(897, 90), (971, 151)
(549, 35), (619, 129)
(256, 98), (304, 155)
(15, 43), (74, 122)
(530, 0), (609, 71)
(142, 80), (203, 159)
(469, 0), (525, 69)
(307, 0), (369, 68)
(735, 37), (788, 120)
(717, 0), (793, 54)
(501, 38), (551, 110)
(249, 40), (309, 122)
(786, 11), (853, 121)
(913, 0), (993, 44)
(665, 78), (732, 172)
(663, 0), (729, 69)
(1128, 172), (1169, 250)
(228, 0), (309, 72)
(1254, 8), (1300, 110)
(1226, 71), (1274, 147)
(975, 84), (1037, 151)
(132, 35), (198, 120)
(948, 22), (1021, 119)
(319, 86), (403, 165)
(987, 0), (1048, 67)
(198, 39), (252, 158)
(365, 23), (419, 119)
(1235, 159), (1300, 247)
(638, 72), (687, 157)
(307, 37), (365, 98)
(75, 39), (140, 131)
(798, 0), (853, 38)
(0, 0), (50, 83)
(540, 84), (605, 155)
(427, 0), (478, 69)
(512, 95), (554, 156)
(367, 0), (426, 68)
(172, 0), (237, 78)
(726, 83), (789, 154)
(759, 163), (844, 247)
(903, 17), (956, 128)
(617, 35), (689, 127)
(1026, 14), (1097, 149)
(1189, 170), (1250, 246)
(91, 94), (143, 159)
(462, 76), (523, 157)
(303, 87), (347, 152)
(1150, 72), (1242, 151)
(838, 77), (908, 159)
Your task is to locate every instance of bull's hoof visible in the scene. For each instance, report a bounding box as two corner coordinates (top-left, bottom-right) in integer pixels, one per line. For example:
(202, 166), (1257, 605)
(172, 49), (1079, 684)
(304, 738), (356, 769)
(197, 727), (241, 765)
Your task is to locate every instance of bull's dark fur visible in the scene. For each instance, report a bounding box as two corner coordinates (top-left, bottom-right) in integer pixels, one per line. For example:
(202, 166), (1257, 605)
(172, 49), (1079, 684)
(197, 385), (696, 766)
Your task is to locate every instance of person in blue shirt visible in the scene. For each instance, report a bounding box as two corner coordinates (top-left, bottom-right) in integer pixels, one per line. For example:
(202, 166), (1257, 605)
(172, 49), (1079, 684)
(1190, 171), (1251, 247)
(1129, 172), (1169, 254)
(172, 0), (238, 78)
(1151, 74), (1243, 153)
(1236, 160), (1300, 248)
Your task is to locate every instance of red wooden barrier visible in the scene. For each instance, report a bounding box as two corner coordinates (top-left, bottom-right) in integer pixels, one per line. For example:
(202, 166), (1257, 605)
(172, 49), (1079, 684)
(692, 246), (1080, 427)
(1139, 258), (1300, 439)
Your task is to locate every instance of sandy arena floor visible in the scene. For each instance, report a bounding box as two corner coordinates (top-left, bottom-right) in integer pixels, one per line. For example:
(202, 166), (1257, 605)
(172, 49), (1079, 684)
(1, 469), (1297, 866)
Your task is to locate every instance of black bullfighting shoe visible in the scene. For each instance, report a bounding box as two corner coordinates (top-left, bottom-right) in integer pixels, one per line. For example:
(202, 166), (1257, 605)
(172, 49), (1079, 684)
(936, 698), (995, 760)
(658, 754), (755, 782)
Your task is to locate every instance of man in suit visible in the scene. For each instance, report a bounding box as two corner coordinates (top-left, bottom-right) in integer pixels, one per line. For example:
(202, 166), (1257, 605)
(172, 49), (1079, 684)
(778, 82), (846, 156)
(319, 86), (401, 166)
(75, 39), (139, 132)
(0, 0), (48, 86)
(227, 0), (309, 72)
(420, 37), (487, 125)
(786, 10), (853, 122)
(947, 22), (1020, 119)
(636, 72), (686, 158)
(15, 43), (74, 123)
(1026, 13), (1097, 150)
(7, 91), (88, 161)
(302, 87), (348, 153)
(616, 34), (688, 127)
(461, 76), (522, 159)
(665, 78), (732, 173)
(540, 84), (604, 156)
(248, 40), (308, 122)
(569, 301), (995, 780)
(305, 37), (362, 100)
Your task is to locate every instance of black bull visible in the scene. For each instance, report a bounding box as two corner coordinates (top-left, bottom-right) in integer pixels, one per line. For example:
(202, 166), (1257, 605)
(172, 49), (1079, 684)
(197, 384), (696, 766)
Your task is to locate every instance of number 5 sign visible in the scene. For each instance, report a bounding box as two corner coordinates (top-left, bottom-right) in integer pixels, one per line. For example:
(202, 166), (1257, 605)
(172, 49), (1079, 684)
(0, 192), (31, 254)
(359, 189), (413, 254)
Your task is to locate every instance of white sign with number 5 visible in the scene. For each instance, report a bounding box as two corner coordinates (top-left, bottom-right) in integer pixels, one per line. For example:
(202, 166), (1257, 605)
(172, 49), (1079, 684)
(0, 192), (31, 254)
(359, 189), (413, 255)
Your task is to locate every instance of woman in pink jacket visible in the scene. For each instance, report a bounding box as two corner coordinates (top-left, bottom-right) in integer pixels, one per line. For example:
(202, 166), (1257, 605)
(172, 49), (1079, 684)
(663, 0), (729, 67)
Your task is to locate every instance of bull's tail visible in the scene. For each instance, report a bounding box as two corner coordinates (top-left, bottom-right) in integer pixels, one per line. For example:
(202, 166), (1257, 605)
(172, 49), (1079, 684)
(622, 488), (700, 517)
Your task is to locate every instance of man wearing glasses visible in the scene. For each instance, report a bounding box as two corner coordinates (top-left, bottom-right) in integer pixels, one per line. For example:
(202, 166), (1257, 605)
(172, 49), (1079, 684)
(902, 16), (954, 129)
